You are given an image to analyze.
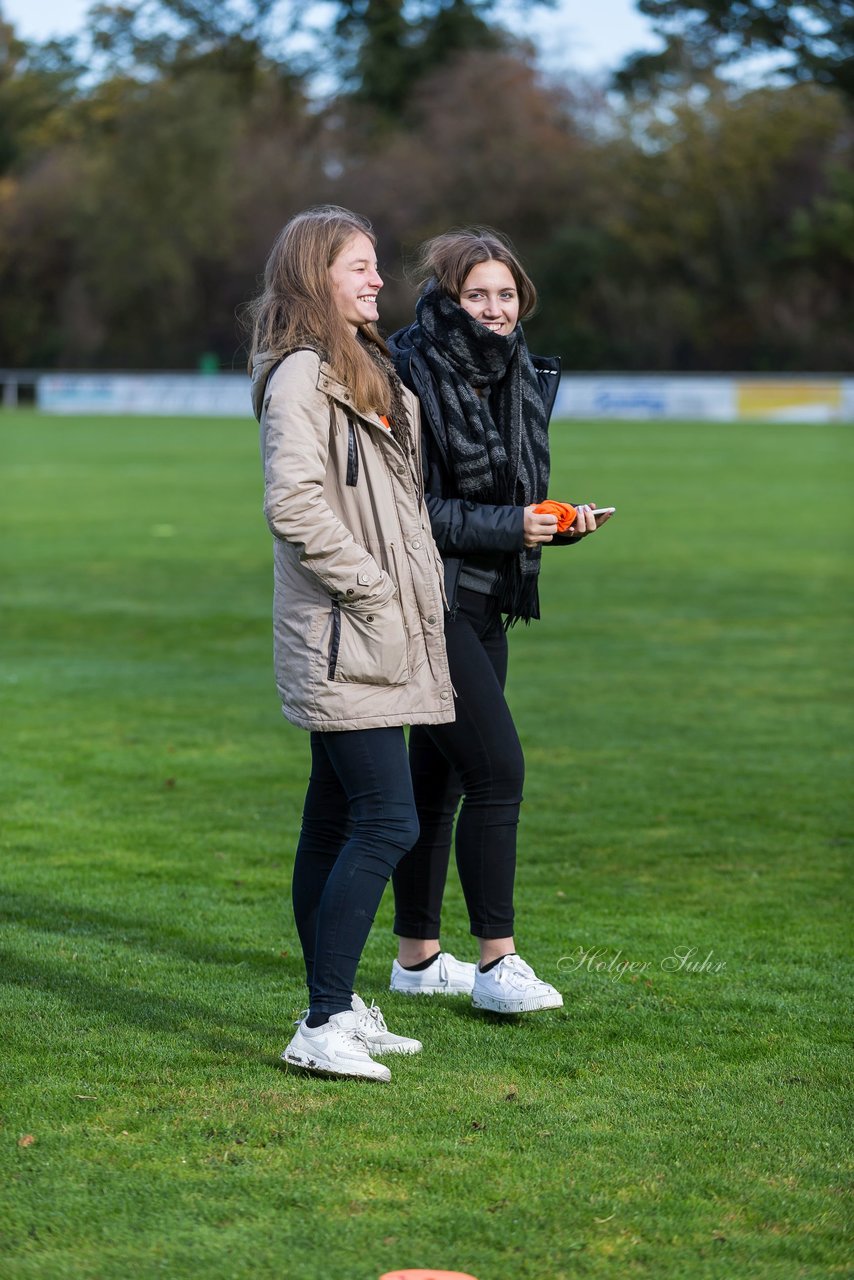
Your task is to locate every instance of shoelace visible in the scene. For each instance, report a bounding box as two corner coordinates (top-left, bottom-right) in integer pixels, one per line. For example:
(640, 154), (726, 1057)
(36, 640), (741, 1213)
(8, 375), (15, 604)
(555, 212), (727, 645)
(294, 1009), (372, 1048)
(499, 955), (542, 984)
(362, 1002), (388, 1034)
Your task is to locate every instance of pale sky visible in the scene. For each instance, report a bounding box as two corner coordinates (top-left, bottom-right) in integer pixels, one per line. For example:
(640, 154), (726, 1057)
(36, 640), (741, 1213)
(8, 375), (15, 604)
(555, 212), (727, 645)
(1, 0), (663, 76)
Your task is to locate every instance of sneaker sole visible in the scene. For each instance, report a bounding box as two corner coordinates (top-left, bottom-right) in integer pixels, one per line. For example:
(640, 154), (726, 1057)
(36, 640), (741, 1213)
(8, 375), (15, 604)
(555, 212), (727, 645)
(390, 984), (474, 996)
(280, 1048), (390, 1082)
(471, 991), (564, 1014)
(367, 1041), (423, 1056)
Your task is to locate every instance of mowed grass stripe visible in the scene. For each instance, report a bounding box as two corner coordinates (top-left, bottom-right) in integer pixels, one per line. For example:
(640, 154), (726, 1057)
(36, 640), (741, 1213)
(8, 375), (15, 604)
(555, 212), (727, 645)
(1, 411), (851, 1280)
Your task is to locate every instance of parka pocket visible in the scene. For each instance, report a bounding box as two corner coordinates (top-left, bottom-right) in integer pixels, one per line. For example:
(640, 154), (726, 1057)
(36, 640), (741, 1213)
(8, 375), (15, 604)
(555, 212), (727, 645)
(327, 592), (409, 686)
(434, 548), (449, 611)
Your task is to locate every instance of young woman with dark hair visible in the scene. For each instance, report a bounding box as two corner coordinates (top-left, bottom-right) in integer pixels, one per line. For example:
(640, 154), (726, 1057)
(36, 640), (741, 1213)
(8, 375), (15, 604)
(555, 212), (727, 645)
(248, 206), (455, 1079)
(386, 228), (612, 1014)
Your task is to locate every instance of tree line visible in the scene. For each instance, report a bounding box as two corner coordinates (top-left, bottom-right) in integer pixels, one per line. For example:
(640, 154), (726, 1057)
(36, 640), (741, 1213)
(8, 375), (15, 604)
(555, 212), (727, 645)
(0, 0), (851, 372)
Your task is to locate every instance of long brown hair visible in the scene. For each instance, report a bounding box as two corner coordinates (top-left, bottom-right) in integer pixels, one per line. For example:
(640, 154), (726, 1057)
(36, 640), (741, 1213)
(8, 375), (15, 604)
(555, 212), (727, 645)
(415, 227), (537, 318)
(246, 205), (392, 415)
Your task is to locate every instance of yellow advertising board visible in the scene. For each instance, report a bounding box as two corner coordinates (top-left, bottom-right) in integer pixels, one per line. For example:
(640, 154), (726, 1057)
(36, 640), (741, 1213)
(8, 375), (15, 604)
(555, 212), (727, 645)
(736, 380), (842, 422)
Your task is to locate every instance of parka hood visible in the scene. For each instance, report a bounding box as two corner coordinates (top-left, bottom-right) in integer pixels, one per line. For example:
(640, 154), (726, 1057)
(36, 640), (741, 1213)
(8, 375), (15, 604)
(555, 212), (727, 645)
(385, 324), (416, 366)
(250, 350), (283, 422)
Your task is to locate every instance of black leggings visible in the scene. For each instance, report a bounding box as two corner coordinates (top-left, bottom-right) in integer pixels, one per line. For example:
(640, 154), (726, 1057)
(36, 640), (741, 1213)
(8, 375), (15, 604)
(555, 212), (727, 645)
(292, 727), (419, 1018)
(392, 588), (525, 940)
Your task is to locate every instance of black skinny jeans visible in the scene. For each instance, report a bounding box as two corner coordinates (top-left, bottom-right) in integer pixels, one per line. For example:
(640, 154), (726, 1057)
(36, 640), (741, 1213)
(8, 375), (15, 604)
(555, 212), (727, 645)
(392, 587), (525, 940)
(292, 727), (419, 1018)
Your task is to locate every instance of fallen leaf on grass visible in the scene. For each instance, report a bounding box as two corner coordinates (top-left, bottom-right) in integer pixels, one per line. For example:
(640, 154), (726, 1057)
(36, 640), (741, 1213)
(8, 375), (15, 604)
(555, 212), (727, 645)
(74, 1094), (97, 1100)
(594, 1213), (615, 1223)
(18, 1135), (36, 1147)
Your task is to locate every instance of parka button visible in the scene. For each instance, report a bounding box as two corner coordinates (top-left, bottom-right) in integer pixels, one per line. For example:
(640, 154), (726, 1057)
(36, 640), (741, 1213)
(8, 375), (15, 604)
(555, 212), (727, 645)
(366, 615), (374, 622)
(412, 539), (422, 550)
(346, 588), (354, 596)
(440, 690), (450, 700)
(427, 615), (437, 625)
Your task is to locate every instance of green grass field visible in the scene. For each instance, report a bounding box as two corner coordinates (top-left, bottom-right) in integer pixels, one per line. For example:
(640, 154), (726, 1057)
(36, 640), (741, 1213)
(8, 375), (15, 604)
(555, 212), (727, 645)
(1, 410), (851, 1280)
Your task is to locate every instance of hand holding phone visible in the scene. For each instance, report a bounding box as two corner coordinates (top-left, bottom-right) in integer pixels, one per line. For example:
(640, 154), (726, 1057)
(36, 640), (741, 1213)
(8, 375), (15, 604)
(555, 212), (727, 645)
(572, 503), (615, 533)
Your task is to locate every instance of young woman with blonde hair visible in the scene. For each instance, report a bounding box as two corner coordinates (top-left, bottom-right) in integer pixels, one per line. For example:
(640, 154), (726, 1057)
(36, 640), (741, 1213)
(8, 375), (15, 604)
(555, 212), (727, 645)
(248, 206), (454, 1080)
(387, 228), (612, 1012)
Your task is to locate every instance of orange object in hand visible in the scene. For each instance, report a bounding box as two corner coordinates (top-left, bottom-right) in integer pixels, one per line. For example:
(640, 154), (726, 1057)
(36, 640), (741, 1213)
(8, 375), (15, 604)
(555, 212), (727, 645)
(532, 499), (577, 533)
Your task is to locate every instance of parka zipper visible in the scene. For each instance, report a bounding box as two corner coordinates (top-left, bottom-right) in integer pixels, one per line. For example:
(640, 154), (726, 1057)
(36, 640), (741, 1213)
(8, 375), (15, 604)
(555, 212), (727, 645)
(346, 416), (359, 486)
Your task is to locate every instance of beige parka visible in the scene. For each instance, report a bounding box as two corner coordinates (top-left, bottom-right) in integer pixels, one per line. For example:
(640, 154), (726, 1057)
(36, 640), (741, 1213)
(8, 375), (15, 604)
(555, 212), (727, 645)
(252, 347), (455, 732)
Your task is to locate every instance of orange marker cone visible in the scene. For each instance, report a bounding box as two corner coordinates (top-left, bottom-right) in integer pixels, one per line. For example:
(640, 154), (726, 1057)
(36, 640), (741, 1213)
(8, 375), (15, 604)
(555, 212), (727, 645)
(379, 1272), (479, 1280)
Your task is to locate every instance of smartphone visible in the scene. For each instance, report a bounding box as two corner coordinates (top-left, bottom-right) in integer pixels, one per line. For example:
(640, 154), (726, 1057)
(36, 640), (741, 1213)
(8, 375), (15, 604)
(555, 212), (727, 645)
(591, 506), (616, 518)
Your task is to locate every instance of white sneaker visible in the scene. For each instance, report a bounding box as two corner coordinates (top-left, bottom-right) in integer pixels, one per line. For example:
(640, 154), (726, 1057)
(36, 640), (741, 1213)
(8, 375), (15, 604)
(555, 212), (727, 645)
(390, 951), (476, 996)
(471, 954), (564, 1014)
(351, 994), (422, 1056)
(281, 1010), (391, 1081)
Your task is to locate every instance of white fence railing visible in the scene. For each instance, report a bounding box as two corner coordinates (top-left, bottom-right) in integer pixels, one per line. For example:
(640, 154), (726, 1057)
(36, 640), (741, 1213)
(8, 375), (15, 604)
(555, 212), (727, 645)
(1, 370), (851, 421)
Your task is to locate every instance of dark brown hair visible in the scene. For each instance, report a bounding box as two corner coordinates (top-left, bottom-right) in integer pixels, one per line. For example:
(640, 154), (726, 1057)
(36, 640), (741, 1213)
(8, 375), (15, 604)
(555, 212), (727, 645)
(246, 205), (391, 415)
(415, 227), (537, 318)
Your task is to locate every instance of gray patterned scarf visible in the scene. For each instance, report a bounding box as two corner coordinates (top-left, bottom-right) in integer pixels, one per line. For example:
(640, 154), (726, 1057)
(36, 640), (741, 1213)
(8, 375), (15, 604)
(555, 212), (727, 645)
(411, 287), (551, 622)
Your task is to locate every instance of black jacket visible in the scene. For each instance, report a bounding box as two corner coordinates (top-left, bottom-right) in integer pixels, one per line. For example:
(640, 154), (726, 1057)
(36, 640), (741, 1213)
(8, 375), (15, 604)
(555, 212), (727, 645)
(387, 322), (568, 613)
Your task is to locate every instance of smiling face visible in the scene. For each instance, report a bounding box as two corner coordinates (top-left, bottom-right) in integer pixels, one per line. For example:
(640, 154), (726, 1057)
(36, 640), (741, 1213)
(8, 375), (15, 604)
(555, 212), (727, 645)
(458, 260), (520, 336)
(329, 231), (383, 332)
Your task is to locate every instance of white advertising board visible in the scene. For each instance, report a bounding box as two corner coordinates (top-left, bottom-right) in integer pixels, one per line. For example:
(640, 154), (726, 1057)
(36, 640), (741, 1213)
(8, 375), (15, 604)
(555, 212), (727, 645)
(554, 377), (734, 421)
(38, 373), (248, 417)
(35, 372), (854, 421)
(554, 376), (853, 421)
